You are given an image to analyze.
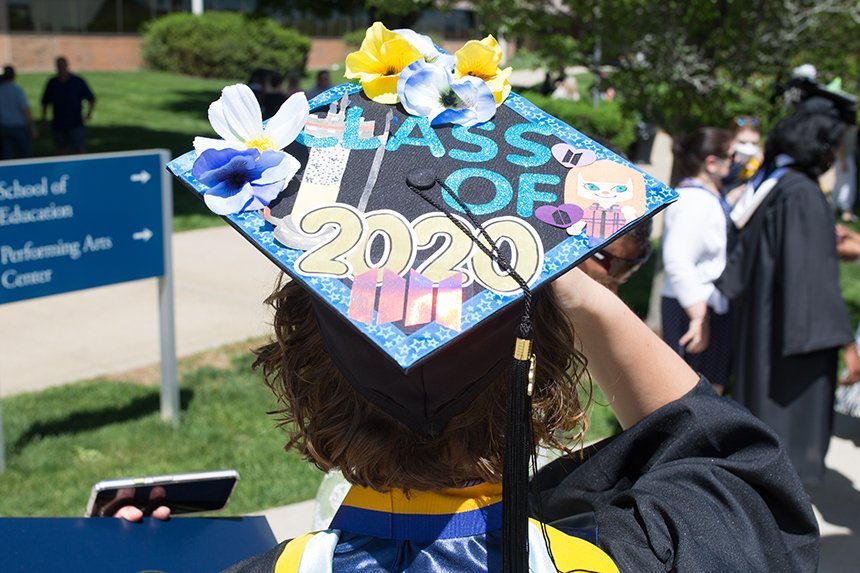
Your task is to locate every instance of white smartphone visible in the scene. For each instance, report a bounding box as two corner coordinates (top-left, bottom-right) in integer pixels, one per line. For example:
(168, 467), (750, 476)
(85, 469), (240, 517)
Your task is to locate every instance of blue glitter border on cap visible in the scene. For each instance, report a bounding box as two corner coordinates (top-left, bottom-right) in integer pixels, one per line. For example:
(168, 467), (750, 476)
(168, 84), (677, 370)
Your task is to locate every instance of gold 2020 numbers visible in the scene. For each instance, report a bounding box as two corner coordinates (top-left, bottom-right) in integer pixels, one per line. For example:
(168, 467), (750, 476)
(294, 204), (544, 294)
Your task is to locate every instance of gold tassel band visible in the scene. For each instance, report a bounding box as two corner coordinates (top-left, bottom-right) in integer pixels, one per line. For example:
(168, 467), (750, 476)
(513, 337), (532, 361)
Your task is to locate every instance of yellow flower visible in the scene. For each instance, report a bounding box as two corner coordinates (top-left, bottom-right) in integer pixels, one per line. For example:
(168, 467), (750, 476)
(345, 22), (423, 104)
(454, 35), (512, 105)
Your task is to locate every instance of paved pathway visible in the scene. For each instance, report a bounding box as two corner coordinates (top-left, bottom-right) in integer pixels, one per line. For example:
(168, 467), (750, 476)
(0, 225), (279, 396)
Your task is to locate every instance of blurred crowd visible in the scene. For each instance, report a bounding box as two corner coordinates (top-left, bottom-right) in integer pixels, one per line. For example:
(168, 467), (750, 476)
(653, 64), (859, 487)
(247, 68), (330, 120)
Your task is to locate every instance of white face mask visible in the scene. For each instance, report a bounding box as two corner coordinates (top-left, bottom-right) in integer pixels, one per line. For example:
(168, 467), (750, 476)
(734, 142), (760, 162)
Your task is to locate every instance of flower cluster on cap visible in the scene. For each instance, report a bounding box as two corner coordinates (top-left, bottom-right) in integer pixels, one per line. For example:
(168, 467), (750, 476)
(345, 22), (512, 127)
(191, 84), (308, 215)
(190, 22), (513, 215)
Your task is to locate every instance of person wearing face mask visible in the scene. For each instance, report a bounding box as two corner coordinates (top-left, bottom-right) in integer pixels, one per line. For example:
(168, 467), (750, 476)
(661, 128), (736, 394)
(722, 116), (764, 199)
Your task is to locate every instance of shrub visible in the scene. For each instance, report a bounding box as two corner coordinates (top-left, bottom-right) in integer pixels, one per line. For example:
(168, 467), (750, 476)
(520, 92), (637, 153)
(142, 12), (310, 80)
(342, 29), (366, 50)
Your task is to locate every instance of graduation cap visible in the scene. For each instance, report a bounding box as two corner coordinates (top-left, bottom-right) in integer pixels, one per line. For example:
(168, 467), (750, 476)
(168, 22), (677, 573)
(796, 87), (857, 126)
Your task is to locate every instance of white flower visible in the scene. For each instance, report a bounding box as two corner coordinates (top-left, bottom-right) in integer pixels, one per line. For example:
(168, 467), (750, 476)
(397, 60), (496, 127)
(193, 84), (309, 155)
(393, 28), (454, 69)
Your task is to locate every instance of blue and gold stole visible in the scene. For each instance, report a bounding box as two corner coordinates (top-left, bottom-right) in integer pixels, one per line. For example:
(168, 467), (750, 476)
(330, 482), (503, 540)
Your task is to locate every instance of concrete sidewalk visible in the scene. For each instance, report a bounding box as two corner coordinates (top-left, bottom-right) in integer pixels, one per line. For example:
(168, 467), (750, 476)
(0, 225), (279, 396)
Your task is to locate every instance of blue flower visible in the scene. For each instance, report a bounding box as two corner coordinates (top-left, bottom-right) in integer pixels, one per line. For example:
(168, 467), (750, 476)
(397, 60), (496, 127)
(191, 147), (299, 215)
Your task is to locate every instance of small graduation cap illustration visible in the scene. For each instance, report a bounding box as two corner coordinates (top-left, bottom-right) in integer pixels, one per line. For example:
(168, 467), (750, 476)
(168, 22), (677, 572)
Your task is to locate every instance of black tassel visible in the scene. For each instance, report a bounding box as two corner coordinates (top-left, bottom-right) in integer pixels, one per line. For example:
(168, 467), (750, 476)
(405, 173), (537, 573)
(503, 328), (534, 573)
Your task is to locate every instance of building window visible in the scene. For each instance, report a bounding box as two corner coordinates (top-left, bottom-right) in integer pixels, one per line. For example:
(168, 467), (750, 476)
(5, 1), (476, 39)
(5, 0), (189, 33)
(8, 0), (35, 31)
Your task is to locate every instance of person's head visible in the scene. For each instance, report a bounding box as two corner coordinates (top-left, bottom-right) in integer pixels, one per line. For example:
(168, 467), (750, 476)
(730, 116), (761, 163)
(268, 71), (284, 90)
(248, 68), (269, 88)
(3, 66), (14, 82)
(55, 57), (69, 75)
(672, 127), (735, 184)
(764, 98), (848, 178)
(316, 70), (330, 88)
(254, 278), (590, 492)
(287, 73), (300, 90)
(580, 219), (652, 294)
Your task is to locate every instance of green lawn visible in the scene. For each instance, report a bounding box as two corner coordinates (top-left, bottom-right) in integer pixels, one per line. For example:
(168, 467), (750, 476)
(0, 345), (321, 517)
(17, 69), (346, 232)
(0, 342), (617, 518)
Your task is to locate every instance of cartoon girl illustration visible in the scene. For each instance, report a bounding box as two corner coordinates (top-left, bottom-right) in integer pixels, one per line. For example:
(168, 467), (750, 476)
(564, 159), (647, 246)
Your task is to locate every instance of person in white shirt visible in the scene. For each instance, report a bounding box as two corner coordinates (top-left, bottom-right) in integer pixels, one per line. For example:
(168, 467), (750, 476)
(661, 128), (735, 393)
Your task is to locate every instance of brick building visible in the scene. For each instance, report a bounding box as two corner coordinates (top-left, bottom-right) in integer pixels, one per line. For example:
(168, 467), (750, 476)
(0, 0), (477, 72)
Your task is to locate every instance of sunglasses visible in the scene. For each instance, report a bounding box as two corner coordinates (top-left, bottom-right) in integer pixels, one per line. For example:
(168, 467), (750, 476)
(592, 244), (652, 284)
(734, 116), (760, 127)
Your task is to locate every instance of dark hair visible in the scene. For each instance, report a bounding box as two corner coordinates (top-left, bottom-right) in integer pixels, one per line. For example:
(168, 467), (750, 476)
(628, 218), (653, 251)
(2, 66), (13, 81)
(764, 110), (847, 178)
(672, 128), (734, 179)
(254, 278), (591, 492)
(316, 70), (330, 81)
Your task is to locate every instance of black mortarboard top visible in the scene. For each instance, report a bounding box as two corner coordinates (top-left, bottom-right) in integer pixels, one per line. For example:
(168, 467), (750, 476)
(796, 84), (857, 126)
(168, 22), (677, 572)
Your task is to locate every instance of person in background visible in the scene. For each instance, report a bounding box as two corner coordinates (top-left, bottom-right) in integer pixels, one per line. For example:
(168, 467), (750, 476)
(580, 219), (652, 295)
(835, 224), (860, 390)
(0, 65), (37, 159)
(551, 75), (581, 102)
(717, 94), (854, 486)
(247, 68), (270, 106)
(661, 128), (735, 394)
(306, 70), (331, 99)
(40, 56), (95, 154)
(723, 115), (763, 201)
(832, 124), (857, 222)
(262, 72), (287, 120)
(284, 73), (301, 98)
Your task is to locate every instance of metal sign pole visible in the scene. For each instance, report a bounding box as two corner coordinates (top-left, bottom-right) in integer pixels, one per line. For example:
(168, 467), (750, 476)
(158, 151), (179, 426)
(0, 395), (5, 472)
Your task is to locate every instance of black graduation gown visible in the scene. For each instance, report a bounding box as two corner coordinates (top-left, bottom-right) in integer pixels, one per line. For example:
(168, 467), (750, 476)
(530, 379), (820, 572)
(716, 169), (853, 485)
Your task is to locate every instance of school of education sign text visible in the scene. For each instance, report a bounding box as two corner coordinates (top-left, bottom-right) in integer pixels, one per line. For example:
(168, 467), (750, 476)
(0, 151), (167, 304)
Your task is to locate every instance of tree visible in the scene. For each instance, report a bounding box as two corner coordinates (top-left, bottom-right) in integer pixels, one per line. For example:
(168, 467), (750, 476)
(472, 0), (860, 134)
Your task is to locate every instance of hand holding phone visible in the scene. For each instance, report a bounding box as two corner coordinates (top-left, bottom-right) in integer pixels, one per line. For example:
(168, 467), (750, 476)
(85, 470), (240, 518)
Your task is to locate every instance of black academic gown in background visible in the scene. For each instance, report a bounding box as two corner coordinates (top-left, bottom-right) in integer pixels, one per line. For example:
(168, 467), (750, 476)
(531, 379), (819, 572)
(716, 169), (853, 485)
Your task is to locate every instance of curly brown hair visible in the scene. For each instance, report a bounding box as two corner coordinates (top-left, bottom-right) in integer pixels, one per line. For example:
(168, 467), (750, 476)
(253, 276), (591, 492)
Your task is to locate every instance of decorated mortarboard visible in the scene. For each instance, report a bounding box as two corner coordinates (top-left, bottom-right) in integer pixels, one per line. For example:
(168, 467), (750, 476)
(168, 21), (676, 573)
(168, 22), (677, 429)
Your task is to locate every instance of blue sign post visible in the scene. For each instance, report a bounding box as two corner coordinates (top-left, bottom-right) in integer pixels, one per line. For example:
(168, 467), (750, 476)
(0, 150), (178, 470)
